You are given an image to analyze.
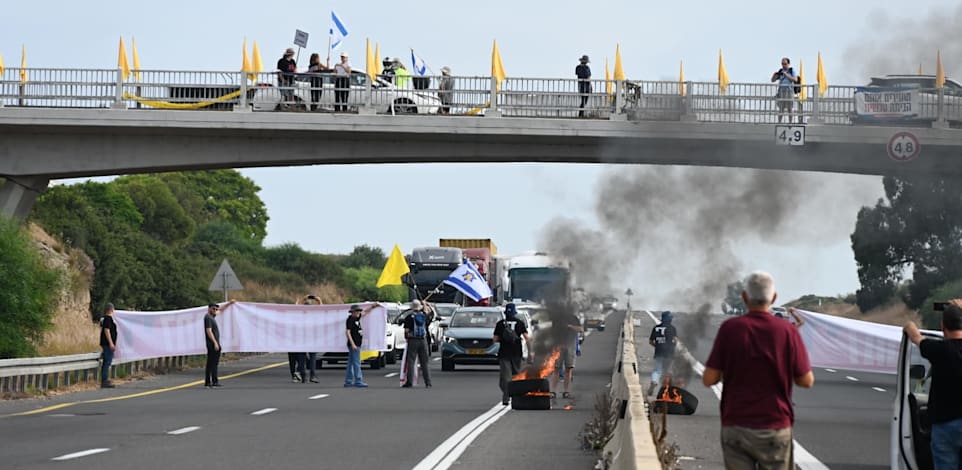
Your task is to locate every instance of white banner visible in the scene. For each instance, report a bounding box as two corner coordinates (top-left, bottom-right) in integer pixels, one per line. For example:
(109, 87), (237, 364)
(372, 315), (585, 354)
(113, 302), (386, 362)
(854, 88), (920, 118)
(794, 309), (902, 374)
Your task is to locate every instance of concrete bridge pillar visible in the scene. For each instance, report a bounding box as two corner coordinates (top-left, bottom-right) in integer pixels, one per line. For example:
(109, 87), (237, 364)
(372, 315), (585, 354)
(0, 176), (50, 221)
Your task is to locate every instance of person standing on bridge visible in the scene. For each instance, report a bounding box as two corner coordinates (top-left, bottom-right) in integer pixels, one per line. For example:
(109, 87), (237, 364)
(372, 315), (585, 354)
(770, 57), (799, 124)
(307, 53), (329, 111)
(647, 310), (678, 396)
(277, 48), (298, 105)
(703, 271), (813, 470)
(99, 303), (118, 388)
(438, 66), (454, 115)
(576, 55), (592, 118)
(204, 303), (223, 388)
(904, 301), (962, 470)
(333, 52), (352, 112)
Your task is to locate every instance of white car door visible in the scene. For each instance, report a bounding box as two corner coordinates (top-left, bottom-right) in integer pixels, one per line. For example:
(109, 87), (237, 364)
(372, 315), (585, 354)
(892, 330), (940, 470)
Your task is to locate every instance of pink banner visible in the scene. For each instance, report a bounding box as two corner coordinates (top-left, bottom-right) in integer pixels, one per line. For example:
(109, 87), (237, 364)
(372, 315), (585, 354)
(794, 309), (901, 374)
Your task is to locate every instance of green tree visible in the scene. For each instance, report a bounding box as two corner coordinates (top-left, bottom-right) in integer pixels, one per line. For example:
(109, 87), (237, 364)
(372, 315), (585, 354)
(339, 267), (407, 303)
(0, 216), (64, 358)
(340, 244), (387, 269)
(262, 243), (343, 284)
(852, 176), (962, 312)
(156, 170), (269, 243)
(115, 175), (195, 245)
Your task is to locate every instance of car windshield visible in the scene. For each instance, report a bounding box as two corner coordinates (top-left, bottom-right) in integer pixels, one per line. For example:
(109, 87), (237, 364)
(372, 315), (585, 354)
(450, 311), (501, 328)
(434, 304), (458, 318)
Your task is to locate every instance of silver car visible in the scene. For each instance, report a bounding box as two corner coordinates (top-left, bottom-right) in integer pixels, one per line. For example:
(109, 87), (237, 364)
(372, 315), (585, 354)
(252, 70), (441, 114)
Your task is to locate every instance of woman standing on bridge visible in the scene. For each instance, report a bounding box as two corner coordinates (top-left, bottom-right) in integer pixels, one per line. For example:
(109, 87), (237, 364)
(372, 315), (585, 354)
(333, 52), (352, 112)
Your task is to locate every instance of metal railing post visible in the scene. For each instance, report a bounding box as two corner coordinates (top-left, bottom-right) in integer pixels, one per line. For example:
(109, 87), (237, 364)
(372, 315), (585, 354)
(609, 80), (627, 121)
(486, 77), (501, 117)
(358, 75), (375, 115)
(235, 73), (249, 112)
(810, 86), (823, 124)
(934, 87), (948, 128)
(111, 68), (125, 109)
(681, 81), (697, 122)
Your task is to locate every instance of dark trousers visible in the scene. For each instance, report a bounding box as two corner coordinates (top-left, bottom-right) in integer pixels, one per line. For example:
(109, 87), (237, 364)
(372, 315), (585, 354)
(405, 337), (432, 386)
(499, 356), (522, 403)
(205, 348), (221, 385)
(310, 77), (323, 110)
(293, 352), (308, 382)
(101, 346), (114, 384)
(578, 82), (591, 117)
(335, 77), (350, 111)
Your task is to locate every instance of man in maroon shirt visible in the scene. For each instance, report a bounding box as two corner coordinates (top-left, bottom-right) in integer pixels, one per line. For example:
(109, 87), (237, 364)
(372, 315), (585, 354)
(703, 271), (814, 470)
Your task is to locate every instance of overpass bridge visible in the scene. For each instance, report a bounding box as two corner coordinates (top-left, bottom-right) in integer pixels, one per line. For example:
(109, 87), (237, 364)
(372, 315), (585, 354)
(1, 67), (961, 218)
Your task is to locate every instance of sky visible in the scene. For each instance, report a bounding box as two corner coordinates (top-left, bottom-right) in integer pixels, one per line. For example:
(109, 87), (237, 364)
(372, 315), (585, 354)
(3, 0), (957, 308)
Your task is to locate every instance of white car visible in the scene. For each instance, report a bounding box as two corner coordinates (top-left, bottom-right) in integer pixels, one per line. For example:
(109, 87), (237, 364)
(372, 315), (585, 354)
(892, 327), (942, 469)
(251, 70), (441, 114)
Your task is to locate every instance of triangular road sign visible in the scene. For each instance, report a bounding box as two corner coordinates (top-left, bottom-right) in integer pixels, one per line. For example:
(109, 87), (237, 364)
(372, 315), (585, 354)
(209, 259), (244, 291)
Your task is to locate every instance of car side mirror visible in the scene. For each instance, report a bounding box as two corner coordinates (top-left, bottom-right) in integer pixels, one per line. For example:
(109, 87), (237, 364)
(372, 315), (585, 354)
(910, 364), (926, 380)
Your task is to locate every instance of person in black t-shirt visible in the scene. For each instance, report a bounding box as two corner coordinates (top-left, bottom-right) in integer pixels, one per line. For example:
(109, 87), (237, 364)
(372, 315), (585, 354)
(204, 303), (223, 387)
(99, 303), (118, 388)
(904, 301), (962, 469)
(576, 55), (592, 118)
(345, 303), (378, 388)
(276, 48), (297, 103)
(493, 303), (531, 405)
(648, 310), (678, 395)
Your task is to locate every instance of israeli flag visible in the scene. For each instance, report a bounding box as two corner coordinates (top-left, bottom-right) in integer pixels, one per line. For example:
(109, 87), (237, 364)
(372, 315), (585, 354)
(443, 260), (493, 302)
(329, 11), (349, 50)
(410, 49), (428, 76)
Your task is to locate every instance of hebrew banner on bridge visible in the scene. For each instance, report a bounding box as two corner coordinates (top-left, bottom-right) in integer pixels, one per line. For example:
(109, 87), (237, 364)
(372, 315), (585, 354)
(112, 302), (387, 362)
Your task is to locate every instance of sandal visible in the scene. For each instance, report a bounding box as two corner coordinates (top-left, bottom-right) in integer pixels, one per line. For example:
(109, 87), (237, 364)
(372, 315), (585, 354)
(562, 392), (571, 399)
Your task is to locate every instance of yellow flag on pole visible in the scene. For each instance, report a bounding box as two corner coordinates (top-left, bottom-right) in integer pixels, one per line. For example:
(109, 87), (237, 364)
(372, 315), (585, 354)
(936, 50), (945, 89)
(798, 60), (807, 100)
(491, 40), (506, 91)
(376, 244), (411, 288)
(679, 60), (686, 96)
(118, 37), (130, 81)
(20, 45), (27, 84)
(366, 38), (376, 81)
(613, 44), (625, 81)
(718, 49), (729, 95)
(252, 41), (263, 81)
(816, 52), (828, 97)
(375, 42), (382, 75)
(0, 53), (4, 77)
(131, 37), (141, 81)
(242, 38), (252, 79)
(605, 57), (612, 98)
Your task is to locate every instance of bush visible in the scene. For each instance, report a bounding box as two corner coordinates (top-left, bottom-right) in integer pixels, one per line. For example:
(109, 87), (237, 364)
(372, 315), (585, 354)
(919, 279), (962, 329)
(0, 216), (64, 358)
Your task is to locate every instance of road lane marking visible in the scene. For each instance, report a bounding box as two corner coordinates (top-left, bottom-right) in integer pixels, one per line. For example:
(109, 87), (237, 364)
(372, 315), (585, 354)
(167, 426), (201, 435)
(846, 376), (859, 382)
(250, 408), (277, 416)
(824, 369), (837, 373)
(643, 310), (830, 470)
(872, 387), (886, 392)
(384, 372), (399, 378)
(52, 448), (110, 460)
(4, 361), (288, 418)
(432, 357), (441, 361)
(308, 394), (330, 400)
(413, 403), (510, 470)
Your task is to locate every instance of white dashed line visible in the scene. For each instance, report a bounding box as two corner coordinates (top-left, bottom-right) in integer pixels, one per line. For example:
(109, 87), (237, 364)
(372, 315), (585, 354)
(250, 408), (277, 416)
(824, 368), (837, 373)
(308, 394), (330, 400)
(872, 387), (886, 392)
(846, 376), (859, 382)
(384, 372), (399, 378)
(413, 402), (511, 470)
(48, 414), (75, 418)
(52, 448), (110, 461)
(167, 426), (201, 435)
(432, 357), (441, 361)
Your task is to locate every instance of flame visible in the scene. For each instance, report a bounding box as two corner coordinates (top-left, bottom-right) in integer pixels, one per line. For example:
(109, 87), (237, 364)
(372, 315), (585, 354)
(657, 386), (684, 404)
(525, 391), (551, 397)
(563, 404), (574, 410)
(512, 347), (561, 381)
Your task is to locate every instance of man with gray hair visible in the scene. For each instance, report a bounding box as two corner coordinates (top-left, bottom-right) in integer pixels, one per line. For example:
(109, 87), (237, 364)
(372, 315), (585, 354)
(704, 271), (813, 470)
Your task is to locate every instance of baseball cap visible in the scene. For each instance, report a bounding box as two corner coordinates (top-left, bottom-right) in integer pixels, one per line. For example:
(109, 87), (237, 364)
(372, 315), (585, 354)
(285, 48), (295, 55)
(208, 303), (220, 309)
(349, 304), (363, 312)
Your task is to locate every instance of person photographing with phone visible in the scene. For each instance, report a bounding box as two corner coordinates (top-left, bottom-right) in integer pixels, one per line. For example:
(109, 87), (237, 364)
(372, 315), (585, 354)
(771, 57), (799, 124)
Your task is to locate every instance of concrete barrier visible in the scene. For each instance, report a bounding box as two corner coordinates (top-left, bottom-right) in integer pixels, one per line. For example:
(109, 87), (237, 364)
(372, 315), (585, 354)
(604, 311), (661, 469)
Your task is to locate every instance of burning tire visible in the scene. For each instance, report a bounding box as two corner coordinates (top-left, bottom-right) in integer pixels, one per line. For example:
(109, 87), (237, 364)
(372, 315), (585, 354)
(508, 378), (551, 410)
(651, 384), (699, 415)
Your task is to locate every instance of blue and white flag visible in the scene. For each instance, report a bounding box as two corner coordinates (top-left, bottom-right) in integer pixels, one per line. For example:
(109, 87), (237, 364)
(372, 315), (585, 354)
(443, 260), (493, 302)
(329, 11), (349, 50)
(410, 49), (428, 76)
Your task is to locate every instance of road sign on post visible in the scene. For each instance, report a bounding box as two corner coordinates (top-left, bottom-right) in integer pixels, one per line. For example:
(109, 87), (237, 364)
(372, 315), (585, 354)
(624, 288), (634, 312)
(209, 258), (243, 302)
(887, 131), (921, 162)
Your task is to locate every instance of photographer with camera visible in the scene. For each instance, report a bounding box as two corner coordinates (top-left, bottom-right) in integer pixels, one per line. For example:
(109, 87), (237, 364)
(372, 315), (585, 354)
(770, 57), (799, 123)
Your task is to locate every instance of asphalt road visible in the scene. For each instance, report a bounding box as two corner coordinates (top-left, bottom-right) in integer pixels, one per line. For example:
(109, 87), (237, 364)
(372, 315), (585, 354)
(0, 312), (622, 470)
(636, 311), (895, 470)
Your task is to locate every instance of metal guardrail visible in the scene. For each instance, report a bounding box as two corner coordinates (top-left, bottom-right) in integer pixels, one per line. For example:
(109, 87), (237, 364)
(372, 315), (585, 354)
(1, 67), (958, 127)
(0, 352), (201, 395)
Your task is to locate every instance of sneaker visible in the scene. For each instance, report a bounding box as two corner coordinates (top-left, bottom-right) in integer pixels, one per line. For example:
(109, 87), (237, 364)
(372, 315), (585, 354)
(425, 383), (432, 388)
(309, 376), (319, 383)
(211, 383), (223, 388)
(354, 382), (369, 388)
(101, 382), (115, 389)
(292, 373), (302, 383)
(343, 383), (354, 388)
(401, 383), (412, 388)
(502, 399), (510, 406)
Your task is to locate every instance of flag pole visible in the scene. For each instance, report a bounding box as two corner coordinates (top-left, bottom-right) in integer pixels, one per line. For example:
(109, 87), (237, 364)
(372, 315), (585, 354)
(326, 36), (332, 69)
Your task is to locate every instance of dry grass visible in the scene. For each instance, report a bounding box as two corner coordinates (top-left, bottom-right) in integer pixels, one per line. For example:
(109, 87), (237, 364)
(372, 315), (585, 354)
(804, 299), (920, 326)
(229, 281), (349, 304)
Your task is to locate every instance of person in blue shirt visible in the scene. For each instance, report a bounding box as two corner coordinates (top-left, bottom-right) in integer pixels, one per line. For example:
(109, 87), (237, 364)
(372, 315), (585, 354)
(770, 57), (799, 124)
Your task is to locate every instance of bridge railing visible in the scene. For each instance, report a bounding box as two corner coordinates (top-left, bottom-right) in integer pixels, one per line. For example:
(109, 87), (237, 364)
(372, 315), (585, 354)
(0, 67), (956, 126)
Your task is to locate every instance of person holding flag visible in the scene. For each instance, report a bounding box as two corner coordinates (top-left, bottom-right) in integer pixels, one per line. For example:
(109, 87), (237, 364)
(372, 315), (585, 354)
(401, 300), (434, 388)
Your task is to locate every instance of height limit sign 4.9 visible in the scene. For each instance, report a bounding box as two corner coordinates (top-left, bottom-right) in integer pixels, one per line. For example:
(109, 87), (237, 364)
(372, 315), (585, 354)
(887, 131), (921, 162)
(774, 125), (805, 146)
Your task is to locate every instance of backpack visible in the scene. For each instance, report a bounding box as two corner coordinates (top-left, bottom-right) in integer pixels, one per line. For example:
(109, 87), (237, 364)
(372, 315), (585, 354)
(789, 68), (801, 95)
(500, 320), (519, 350)
(412, 312), (427, 338)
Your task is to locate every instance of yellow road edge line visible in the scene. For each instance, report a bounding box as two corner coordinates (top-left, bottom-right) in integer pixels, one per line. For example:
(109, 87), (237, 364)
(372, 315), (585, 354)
(3, 361), (287, 417)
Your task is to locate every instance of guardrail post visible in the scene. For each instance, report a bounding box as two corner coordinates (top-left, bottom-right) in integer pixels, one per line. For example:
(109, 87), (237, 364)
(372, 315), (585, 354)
(111, 68), (126, 109)
(934, 87), (948, 129)
(358, 76), (375, 115)
(234, 74), (249, 113)
(809, 86), (824, 124)
(609, 80), (627, 121)
(680, 81), (697, 122)
(486, 77), (501, 117)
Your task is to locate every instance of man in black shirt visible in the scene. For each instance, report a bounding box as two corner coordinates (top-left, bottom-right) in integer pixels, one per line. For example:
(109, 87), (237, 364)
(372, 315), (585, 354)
(576, 55), (591, 118)
(204, 303), (222, 387)
(276, 48), (297, 103)
(494, 303), (531, 405)
(904, 301), (962, 469)
(648, 310), (678, 395)
(345, 303), (378, 388)
(99, 303), (118, 388)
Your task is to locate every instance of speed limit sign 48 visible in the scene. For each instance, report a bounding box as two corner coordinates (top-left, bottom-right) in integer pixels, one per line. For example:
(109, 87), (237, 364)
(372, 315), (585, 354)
(888, 132), (921, 162)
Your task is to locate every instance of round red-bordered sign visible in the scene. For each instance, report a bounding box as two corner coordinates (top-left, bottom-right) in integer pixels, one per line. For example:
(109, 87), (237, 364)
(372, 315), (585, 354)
(887, 132), (921, 162)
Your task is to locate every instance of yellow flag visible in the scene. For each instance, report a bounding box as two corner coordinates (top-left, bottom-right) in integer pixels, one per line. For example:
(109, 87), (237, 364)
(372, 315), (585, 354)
(817, 52), (828, 97)
(375, 42), (382, 75)
(613, 44), (625, 81)
(718, 49), (729, 95)
(131, 37), (141, 81)
(252, 41), (263, 79)
(242, 38), (252, 78)
(679, 60), (686, 96)
(376, 244), (411, 288)
(919, 63), (924, 75)
(0, 53), (4, 76)
(118, 37), (130, 81)
(20, 45), (27, 84)
(605, 57), (612, 97)
(366, 38), (376, 81)
(491, 40), (506, 91)
(936, 50), (945, 89)
(798, 60), (807, 100)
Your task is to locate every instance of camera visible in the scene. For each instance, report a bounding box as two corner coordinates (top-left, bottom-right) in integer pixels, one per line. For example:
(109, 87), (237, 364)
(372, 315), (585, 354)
(934, 302), (948, 311)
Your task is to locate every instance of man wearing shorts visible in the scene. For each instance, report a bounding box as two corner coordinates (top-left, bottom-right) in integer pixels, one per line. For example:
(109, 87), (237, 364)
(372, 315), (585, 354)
(770, 57), (798, 123)
(551, 308), (584, 399)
